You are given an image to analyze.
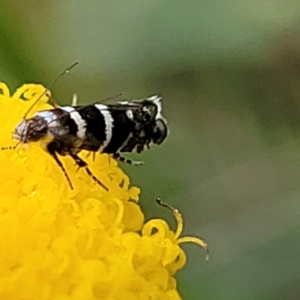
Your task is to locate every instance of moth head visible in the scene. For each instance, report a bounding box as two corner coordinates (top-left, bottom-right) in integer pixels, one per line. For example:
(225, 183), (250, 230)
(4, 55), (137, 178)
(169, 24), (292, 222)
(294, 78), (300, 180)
(139, 96), (168, 145)
(151, 118), (168, 145)
(14, 116), (48, 143)
(141, 96), (163, 120)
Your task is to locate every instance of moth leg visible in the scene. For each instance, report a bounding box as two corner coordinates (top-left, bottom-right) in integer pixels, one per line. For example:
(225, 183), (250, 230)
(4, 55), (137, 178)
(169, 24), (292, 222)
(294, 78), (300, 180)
(112, 153), (144, 166)
(69, 153), (108, 191)
(85, 151), (96, 161)
(47, 142), (74, 190)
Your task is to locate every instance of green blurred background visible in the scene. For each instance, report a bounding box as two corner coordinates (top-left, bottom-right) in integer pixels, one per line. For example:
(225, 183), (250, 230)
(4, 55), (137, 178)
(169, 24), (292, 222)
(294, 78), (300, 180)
(2, 1), (300, 299)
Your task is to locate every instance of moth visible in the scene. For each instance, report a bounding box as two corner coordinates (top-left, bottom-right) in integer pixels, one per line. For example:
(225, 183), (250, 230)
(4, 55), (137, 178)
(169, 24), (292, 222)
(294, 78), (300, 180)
(13, 93), (168, 190)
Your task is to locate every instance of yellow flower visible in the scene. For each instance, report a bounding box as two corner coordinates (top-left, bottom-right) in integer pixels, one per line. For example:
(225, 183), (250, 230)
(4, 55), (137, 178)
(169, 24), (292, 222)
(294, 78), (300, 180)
(0, 83), (208, 300)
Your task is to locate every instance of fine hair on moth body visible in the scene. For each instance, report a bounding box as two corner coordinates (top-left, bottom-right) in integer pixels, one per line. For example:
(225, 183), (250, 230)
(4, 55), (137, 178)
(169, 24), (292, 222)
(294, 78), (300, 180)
(5, 62), (169, 190)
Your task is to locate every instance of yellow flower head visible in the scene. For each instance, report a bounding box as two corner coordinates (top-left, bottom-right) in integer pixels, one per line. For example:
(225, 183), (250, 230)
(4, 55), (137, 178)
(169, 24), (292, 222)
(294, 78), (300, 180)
(0, 83), (208, 300)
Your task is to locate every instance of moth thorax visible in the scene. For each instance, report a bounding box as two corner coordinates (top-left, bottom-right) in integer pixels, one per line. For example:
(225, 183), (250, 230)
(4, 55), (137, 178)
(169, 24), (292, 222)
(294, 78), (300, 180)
(13, 116), (48, 143)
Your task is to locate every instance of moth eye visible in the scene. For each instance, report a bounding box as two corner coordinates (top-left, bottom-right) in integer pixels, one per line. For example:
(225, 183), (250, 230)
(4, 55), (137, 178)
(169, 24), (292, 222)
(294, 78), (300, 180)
(152, 119), (168, 145)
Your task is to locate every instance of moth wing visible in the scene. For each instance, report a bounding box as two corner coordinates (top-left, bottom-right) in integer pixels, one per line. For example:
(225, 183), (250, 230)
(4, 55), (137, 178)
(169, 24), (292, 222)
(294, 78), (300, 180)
(92, 102), (144, 111)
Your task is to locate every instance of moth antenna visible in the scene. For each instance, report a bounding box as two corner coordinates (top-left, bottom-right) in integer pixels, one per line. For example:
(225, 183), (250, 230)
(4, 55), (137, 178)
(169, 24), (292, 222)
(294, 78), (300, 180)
(99, 93), (122, 103)
(71, 92), (121, 107)
(23, 61), (79, 119)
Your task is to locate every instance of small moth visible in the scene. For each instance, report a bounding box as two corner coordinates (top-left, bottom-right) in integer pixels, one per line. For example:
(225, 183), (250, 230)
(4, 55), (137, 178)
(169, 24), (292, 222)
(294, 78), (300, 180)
(11, 64), (168, 190)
